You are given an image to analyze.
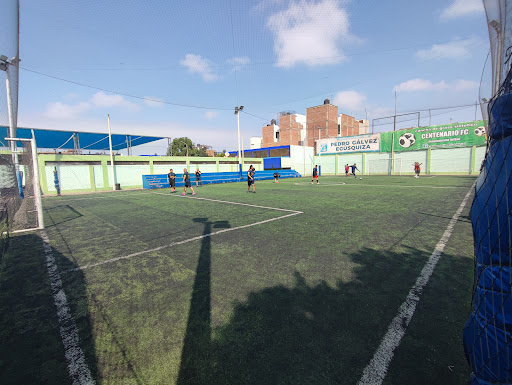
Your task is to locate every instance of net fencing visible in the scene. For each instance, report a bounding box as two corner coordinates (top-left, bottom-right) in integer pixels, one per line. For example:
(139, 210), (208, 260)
(0, 140), (41, 264)
(13, 141), (38, 231)
(365, 158), (403, 175)
(462, 1), (512, 384)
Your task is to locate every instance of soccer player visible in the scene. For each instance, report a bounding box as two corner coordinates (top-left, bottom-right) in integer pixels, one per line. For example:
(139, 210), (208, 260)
(273, 172), (280, 183)
(181, 168), (196, 196)
(413, 162), (422, 178)
(311, 165), (319, 184)
(167, 168), (176, 193)
(351, 163), (360, 178)
(247, 165), (256, 193)
(345, 164), (350, 177)
(195, 168), (202, 187)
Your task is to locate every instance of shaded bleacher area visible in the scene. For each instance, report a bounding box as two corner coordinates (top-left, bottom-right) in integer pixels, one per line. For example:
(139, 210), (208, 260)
(142, 169), (301, 189)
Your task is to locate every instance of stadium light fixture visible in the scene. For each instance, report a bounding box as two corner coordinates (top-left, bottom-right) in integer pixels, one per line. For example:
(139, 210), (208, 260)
(0, 55), (20, 72)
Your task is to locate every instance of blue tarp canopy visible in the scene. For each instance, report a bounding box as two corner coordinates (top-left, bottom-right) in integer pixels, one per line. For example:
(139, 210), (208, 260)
(0, 126), (164, 150)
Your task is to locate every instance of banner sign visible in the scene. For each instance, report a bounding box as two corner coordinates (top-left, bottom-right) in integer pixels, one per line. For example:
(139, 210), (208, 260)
(379, 120), (486, 152)
(317, 133), (380, 155)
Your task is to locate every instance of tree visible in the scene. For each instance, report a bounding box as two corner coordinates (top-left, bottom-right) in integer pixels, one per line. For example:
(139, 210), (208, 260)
(167, 137), (209, 157)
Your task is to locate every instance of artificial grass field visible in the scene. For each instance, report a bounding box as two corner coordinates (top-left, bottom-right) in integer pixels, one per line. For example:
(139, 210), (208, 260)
(0, 175), (477, 384)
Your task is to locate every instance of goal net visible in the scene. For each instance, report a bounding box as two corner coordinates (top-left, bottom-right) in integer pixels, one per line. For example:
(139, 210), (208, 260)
(463, 1), (512, 384)
(365, 158), (403, 175)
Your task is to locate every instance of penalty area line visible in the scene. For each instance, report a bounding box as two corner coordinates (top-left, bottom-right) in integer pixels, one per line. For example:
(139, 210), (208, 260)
(153, 192), (302, 213)
(41, 230), (95, 385)
(356, 181), (475, 385)
(63, 208), (303, 274)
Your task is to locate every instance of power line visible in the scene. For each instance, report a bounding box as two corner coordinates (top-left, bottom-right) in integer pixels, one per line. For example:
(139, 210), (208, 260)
(21, 67), (232, 111)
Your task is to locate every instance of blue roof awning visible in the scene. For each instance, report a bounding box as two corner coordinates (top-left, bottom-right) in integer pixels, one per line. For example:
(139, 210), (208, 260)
(0, 126), (164, 150)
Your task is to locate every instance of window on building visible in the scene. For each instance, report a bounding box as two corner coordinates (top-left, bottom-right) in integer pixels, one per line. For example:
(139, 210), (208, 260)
(275, 131), (280, 141)
(338, 124), (341, 136)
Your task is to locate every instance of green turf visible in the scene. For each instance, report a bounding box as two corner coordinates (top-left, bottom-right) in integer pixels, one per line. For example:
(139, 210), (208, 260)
(0, 175), (477, 384)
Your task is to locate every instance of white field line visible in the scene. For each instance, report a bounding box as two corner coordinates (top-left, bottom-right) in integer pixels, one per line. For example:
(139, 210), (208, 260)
(294, 182), (347, 186)
(294, 182), (466, 189)
(5, 226), (42, 235)
(41, 230), (95, 385)
(153, 192), (302, 213)
(62, 195), (302, 273)
(357, 182), (475, 385)
(43, 191), (151, 202)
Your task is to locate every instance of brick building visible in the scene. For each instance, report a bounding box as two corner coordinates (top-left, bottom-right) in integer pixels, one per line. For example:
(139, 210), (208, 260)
(256, 99), (369, 152)
(261, 114), (306, 148)
(306, 100), (338, 152)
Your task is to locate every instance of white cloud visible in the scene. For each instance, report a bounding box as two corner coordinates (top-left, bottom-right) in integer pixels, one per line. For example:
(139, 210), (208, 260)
(90, 92), (138, 109)
(393, 78), (478, 92)
(440, 0), (484, 20)
(144, 96), (164, 107)
(227, 56), (250, 66)
(266, 0), (358, 68)
(333, 90), (366, 112)
(252, 0), (286, 12)
(44, 92), (139, 119)
(45, 101), (90, 119)
(205, 111), (218, 119)
(180, 54), (218, 82)
(416, 37), (482, 60)
(452, 79), (479, 90)
(227, 56), (251, 72)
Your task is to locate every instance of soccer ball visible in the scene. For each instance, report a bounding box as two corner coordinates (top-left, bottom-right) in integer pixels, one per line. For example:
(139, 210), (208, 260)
(399, 133), (416, 148)
(359, 177), (362, 180)
(475, 126), (486, 137)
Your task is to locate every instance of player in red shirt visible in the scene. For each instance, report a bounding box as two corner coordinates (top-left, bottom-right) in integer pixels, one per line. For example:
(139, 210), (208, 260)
(345, 164), (350, 176)
(413, 162), (422, 178)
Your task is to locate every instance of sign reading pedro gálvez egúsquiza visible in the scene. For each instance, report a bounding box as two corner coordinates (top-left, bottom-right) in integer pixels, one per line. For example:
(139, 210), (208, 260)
(317, 134), (380, 155)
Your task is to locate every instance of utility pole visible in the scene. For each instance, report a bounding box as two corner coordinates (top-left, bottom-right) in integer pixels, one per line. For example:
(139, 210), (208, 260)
(391, 91), (397, 175)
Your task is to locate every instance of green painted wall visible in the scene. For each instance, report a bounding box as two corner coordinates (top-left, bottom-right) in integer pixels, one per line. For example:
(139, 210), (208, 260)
(38, 154), (262, 195)
(313, 146), (486, 176)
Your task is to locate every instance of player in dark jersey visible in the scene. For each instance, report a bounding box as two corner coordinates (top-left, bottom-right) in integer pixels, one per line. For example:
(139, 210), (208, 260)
(311, 165), (319, 184)
(247, 165), (256, 193)
(181, 168), (196, 196)
(167, 168), (176, 193)
(273, 172), (280, 183)
(195, 168), (202, 186)
(351, 163), (360, 178)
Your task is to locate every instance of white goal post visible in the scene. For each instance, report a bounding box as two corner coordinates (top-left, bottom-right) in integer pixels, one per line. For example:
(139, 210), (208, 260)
(5, 136), (44, 231)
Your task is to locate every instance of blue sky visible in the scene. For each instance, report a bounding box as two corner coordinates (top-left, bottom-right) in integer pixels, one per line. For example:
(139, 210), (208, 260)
(1, 0), (491, 154)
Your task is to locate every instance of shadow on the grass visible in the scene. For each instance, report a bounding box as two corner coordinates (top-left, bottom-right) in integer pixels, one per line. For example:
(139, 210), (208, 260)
(0, 232), (98, 385)
(177, 217), (230, 385)
(178, 245), (472, 385)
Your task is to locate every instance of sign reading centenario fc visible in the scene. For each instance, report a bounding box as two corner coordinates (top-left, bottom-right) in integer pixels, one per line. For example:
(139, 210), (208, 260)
(380, 120), (487, 152)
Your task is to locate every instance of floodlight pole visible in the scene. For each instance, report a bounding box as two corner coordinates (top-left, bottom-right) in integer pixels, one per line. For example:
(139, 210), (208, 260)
(241, 132), (244, 169)
(107, 115), (116, 191)
(1, 55), (20, 173)
(235, 106), (243, 176)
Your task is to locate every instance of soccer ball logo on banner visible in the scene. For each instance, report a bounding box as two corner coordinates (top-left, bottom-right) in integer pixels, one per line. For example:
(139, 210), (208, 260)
(320, 144), (328, 152)
(474, 126), (486, 137)
(399, 133), (416, 148)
